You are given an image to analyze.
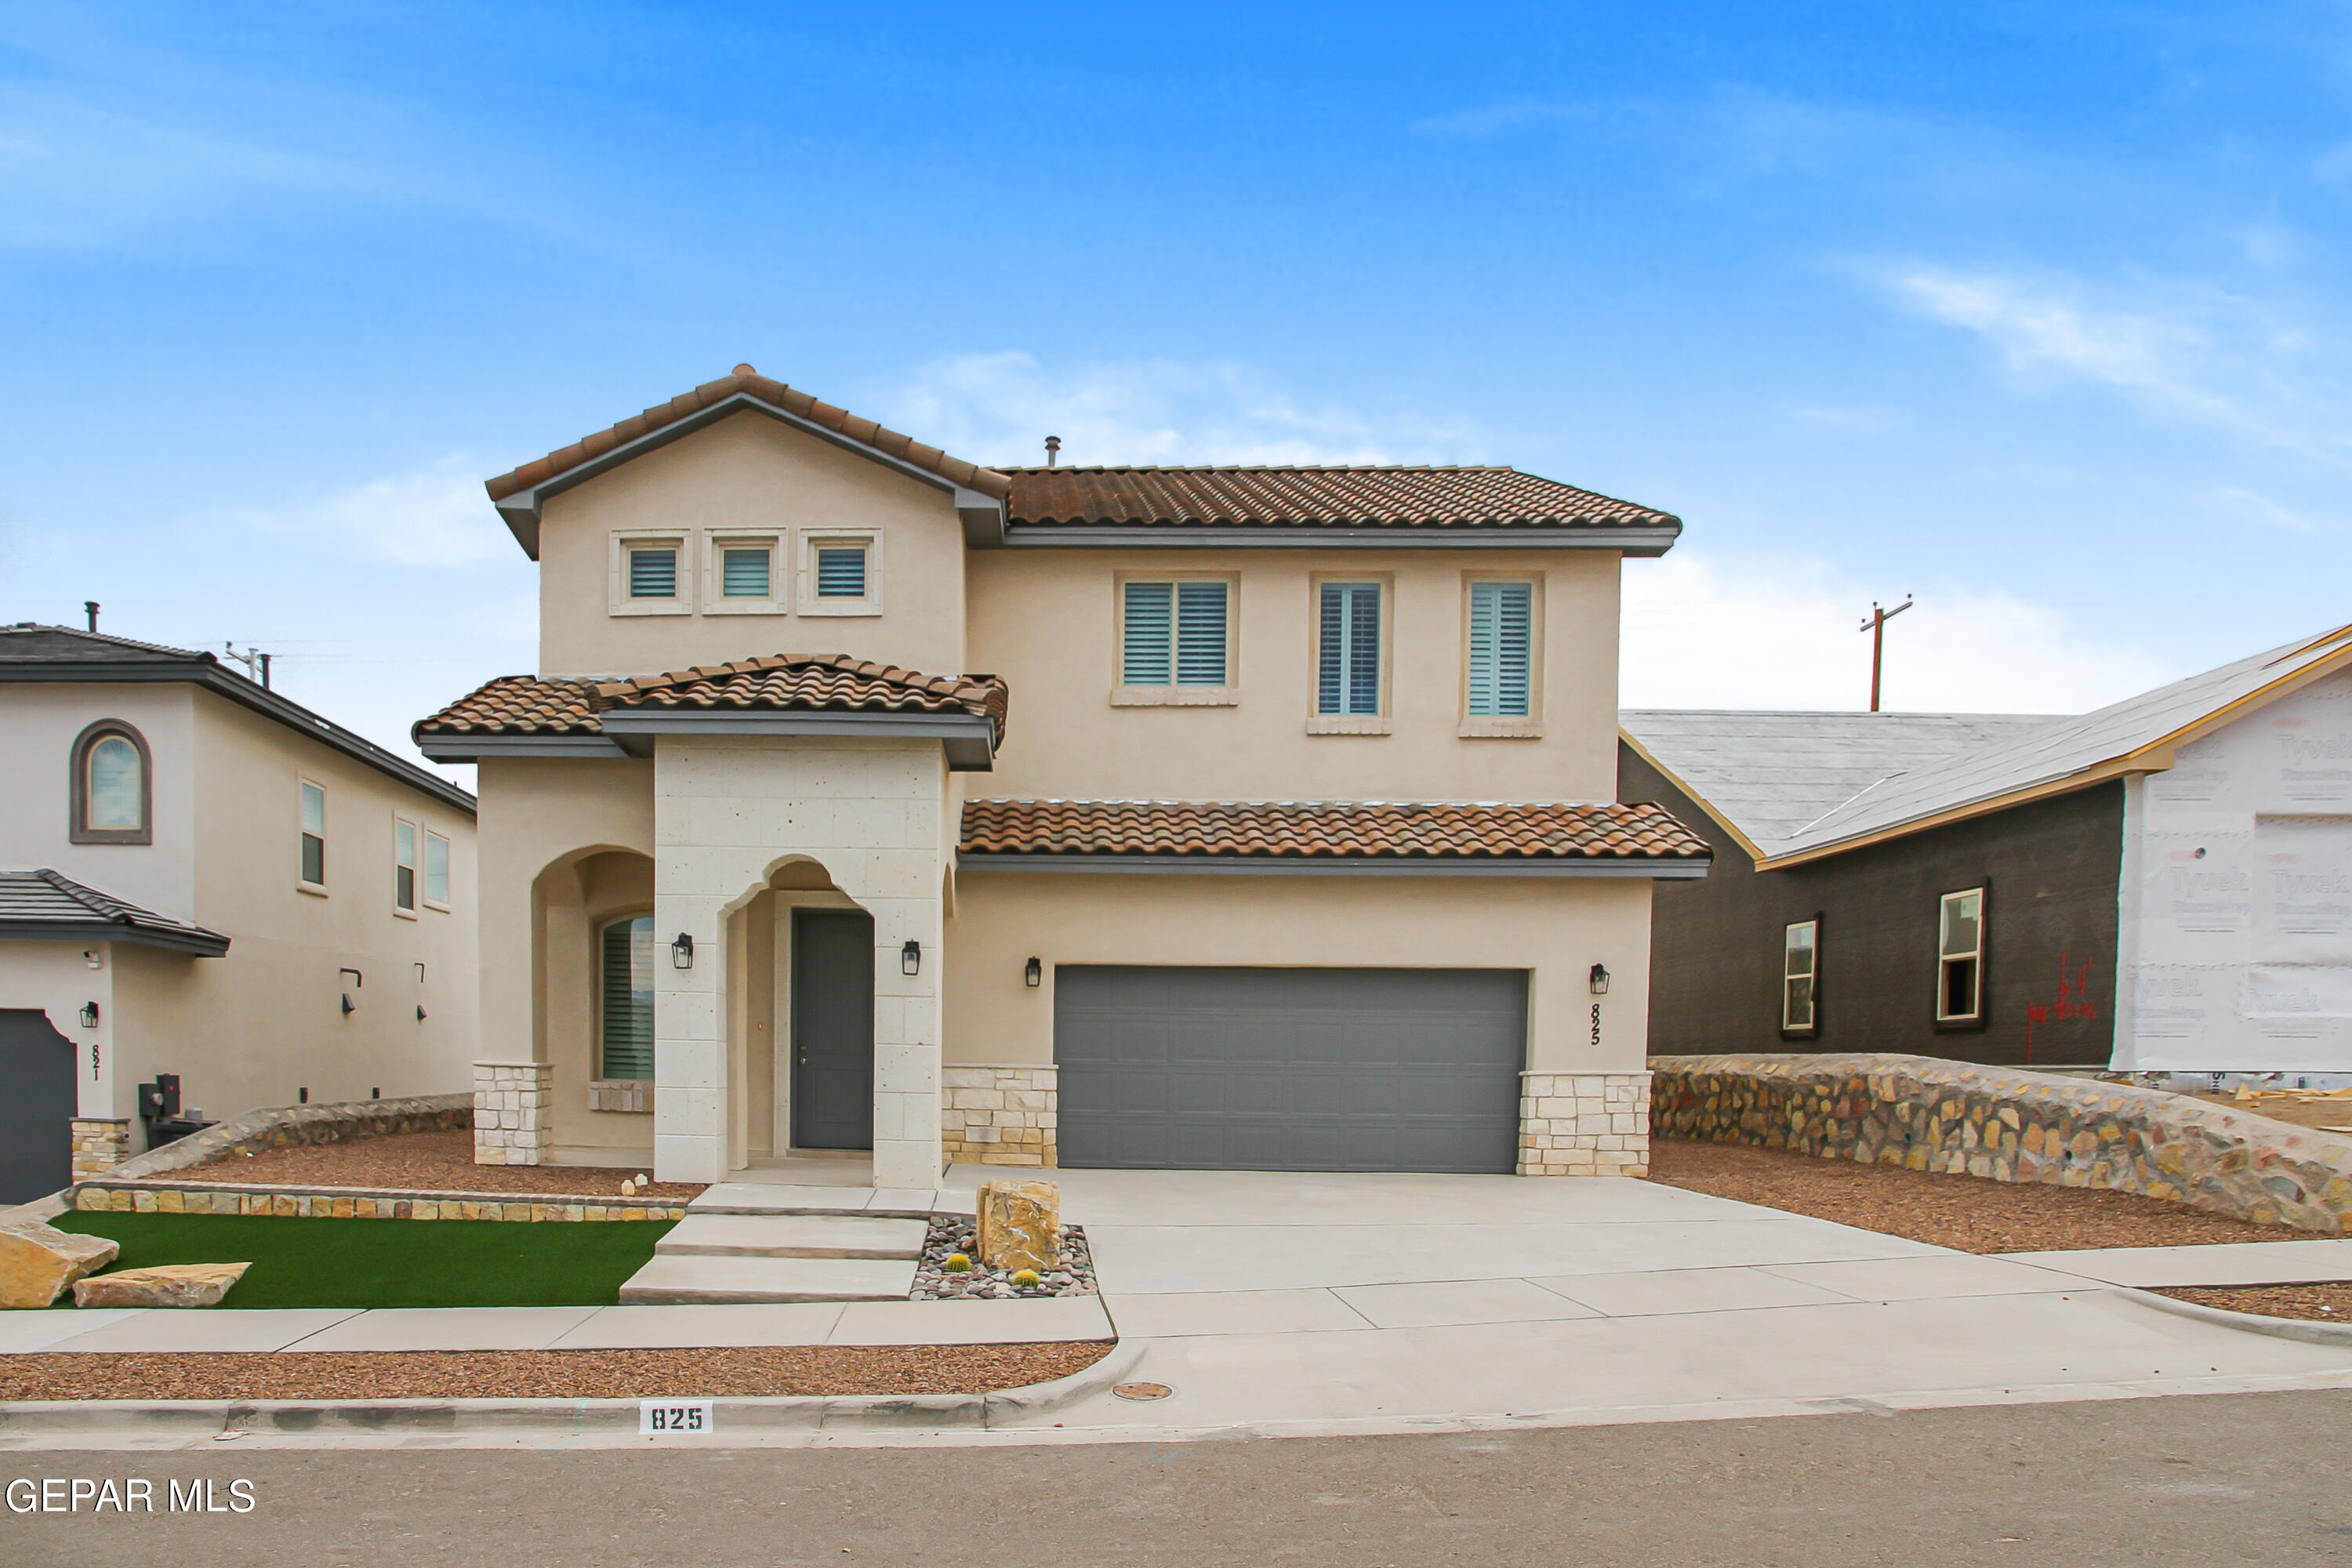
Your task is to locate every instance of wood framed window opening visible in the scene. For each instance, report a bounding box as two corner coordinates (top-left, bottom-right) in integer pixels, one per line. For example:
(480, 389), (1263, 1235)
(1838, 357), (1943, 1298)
(1936, 887), (1986, 1025)
(1781, 916), (1820, 1036)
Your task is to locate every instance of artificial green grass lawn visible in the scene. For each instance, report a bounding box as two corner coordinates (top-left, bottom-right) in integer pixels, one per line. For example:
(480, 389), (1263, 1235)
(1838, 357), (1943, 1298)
(49, 1213), (675, 1310)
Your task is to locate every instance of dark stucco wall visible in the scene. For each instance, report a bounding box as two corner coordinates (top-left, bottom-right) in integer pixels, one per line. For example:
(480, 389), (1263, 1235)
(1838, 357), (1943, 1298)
(1622, 742), (2123, 1069)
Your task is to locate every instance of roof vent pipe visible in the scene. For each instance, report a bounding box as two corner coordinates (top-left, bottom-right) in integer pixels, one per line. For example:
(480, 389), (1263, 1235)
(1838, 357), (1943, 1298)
(1044, 435), (1060, 468)
(84, 601), (98, 632)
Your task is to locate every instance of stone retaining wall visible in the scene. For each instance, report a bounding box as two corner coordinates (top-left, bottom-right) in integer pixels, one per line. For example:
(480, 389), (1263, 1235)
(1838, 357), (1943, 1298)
(1651, 1053), (2352, 1233)
(70, 1181), (684, 1224)
(106, 1094), (473, 1181)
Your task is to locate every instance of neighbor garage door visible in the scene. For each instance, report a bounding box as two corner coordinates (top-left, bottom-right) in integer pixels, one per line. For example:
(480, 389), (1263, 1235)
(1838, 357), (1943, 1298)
(0, 1010), (77, 1204)
(1055, 967), (1527, 1173)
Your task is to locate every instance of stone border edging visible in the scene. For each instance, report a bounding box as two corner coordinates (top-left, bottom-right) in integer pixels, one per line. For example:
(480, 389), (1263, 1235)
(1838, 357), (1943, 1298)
(107, 1094), (474, 1181)
(0, 1338), (1142, 1437)
(67, 1179), (687, 1224)
(2117, 1284), (2352, 1348)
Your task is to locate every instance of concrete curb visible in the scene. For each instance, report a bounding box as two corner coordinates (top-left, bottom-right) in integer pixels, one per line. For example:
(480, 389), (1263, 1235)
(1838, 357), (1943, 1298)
(2120, 1285), (2352, 1347)
(0, 1338), (1140, 1439)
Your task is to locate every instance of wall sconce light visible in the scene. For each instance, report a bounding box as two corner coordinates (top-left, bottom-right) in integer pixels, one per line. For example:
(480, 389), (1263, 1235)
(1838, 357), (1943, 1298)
(1588, 963), (1611, 996)
(339, 967), (362, 1014)
(78, 1001), (100, 1029)
(672, 932), (694, 969)
(1025, 956), (1041, 988)
(416, 1006), (429, 1022)
(901, 939), (922, 976)
(341, 993), (356, 1015)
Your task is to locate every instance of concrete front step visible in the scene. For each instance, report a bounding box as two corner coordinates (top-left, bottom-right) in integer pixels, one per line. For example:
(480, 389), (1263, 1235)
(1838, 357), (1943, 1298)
(655, 1213), (927, 1261)
(618, 1255), (919, 1305)
(686, 1182), (938, 1220)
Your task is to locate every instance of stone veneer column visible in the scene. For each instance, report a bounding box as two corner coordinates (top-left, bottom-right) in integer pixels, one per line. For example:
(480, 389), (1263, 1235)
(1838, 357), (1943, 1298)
(474, 1059), (553, 1166)
(942, 1065), (1058, 1167)
(71, 1118), (131, 1180)
(1518, 1069), (1650, 1177)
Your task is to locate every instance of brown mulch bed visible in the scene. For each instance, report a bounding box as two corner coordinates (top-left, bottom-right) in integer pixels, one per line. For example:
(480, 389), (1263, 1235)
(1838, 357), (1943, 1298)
(0, 1343), (1112, 1403)
(1646, 1137), (2309, 1254)
(2154, 1283), (2352, 1324)
(181, 1129), (706, 1200)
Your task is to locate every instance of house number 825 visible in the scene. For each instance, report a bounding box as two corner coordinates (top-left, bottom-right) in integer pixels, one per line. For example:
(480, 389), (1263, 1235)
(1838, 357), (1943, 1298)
(1589, 1003), (1601, 1048)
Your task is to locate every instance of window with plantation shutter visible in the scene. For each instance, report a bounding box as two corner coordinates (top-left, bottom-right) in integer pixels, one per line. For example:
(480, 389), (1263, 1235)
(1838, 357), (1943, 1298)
(721, 547), (771, 598)
(1122, 580), (1229, 687)
(628, 546), (677, 599)
(1176, 582), (1227, 684)
(816, 546), (866, 597)
(1467, 582), (1534, 717)
(600, 916), (655, 1080)
(1123, 582), (1172, 684)
(1318, 583), (1381, 716)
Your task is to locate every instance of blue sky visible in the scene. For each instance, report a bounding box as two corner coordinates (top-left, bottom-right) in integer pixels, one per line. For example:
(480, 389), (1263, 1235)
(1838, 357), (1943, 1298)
(4, 3), (2348, 780)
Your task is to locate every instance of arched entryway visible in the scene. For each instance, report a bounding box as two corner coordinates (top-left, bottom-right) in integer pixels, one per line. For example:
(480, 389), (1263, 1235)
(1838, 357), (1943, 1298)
(718, 857), (875, 1167)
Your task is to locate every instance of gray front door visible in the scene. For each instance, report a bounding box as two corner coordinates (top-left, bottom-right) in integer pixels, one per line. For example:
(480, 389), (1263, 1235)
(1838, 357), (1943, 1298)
(790, 909), (873, 1151)
(1055, 967), (1528, 1173)
(0, 1009), (77, 1203)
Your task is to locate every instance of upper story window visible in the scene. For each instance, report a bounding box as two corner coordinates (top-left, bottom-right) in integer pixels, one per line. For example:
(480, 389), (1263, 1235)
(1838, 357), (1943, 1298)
(629, 546), (677, 598)
(704, 532), (783, 615)
(70, 720), (151, 845)
(600, 914), (655, 1081)
(1466, 581), (1534, 717)
(1936, 888), (1984, 1024)
(299, 779), (328, 890)
(610, 532), (690, 615)
(800, 531), (881, 616)
(1123, 580), (1230, 686)
(1782, 918), (1819, 1035)
(424, 831), (452, 909)
(1316, 582), (1383, 717)
(394, 817), (419, 914)
(722, 546), (771, 598)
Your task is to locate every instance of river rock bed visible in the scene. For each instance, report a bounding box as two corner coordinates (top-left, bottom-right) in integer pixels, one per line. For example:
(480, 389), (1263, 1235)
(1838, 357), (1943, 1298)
(911, 1214), (1097, 1299)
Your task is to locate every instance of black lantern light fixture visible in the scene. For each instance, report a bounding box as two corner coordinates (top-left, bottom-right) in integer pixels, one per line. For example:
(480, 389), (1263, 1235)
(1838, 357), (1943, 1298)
(1588, 963), (1611, 996)
(901, 939), (922, 976)
(1024, 956), (1042, 988)
(672, 932), (695, 969)
(78, 1001), (100, 1029)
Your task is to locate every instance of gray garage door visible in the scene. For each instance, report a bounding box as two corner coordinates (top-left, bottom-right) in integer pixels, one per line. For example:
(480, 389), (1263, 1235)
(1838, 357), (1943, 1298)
(0, 1010), (77, 1204)
(1055, 967), (1527, 1173)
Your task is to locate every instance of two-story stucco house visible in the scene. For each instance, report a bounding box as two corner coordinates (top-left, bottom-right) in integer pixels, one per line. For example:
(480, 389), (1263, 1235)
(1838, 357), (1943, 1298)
(0, 625), (481, 1202)
(417, 366), (1708, 1190)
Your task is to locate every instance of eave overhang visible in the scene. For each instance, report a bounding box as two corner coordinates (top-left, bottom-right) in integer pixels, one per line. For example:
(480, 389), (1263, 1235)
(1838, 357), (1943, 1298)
(0, 921), (230, 957)
(1000, 523), (1681, 554)
(955, 853), (1708, 877)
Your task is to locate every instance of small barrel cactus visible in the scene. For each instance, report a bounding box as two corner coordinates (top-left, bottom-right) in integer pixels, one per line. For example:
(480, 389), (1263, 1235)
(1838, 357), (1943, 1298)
(1011, 1269), (1042, 1289)
(942, 1253), (972, 1273)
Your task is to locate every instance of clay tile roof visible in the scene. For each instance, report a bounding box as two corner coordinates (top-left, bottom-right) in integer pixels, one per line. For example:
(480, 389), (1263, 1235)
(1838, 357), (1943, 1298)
(957, 799), (1709, 862)
(416, 657), (1007, 739)
(485, 367), (1011, 505)
(996, 466), (1677, 532)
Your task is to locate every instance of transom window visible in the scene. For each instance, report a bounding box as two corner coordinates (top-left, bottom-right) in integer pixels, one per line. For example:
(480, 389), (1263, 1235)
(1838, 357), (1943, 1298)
(394, 818), (418, 913)
(1937, 888), (1984, 1023)
(600, 915), (655, 1081)
(1466, 581), (1534, 717)
(1317, 582), (1382, 716)
(71, 720), (151, 844)
(299, 780), (327, 887)
(1123, 580), (1229, 686)
(1782, 919), (1818, 1034)
(720, 546), (771, 598)
(815, 545), (868, 598)
(627, 546), (678, 599)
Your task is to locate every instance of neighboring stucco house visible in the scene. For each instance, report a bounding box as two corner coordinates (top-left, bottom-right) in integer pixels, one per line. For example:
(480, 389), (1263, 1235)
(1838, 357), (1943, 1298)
(418, 365), (1709, 1190)
(1624, 624), (2352, 1076)
(0, 625), (481, 1201)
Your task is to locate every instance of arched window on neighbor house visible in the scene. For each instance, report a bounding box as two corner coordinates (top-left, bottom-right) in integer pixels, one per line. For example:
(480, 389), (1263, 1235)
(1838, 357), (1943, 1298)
(599, 915), (655, 1081)
(71, 720), (151, 845)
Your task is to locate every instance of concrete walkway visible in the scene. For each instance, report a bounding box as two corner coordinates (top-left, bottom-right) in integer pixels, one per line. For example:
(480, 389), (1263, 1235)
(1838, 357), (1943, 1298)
(2000, 1237), (2352, 1288)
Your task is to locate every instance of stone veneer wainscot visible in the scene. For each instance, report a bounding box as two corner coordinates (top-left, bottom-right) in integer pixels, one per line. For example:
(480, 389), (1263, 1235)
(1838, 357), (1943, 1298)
(1519, 1070), (1650, 1177)
(474, 1059), (553, 1166)
(942, 1064), (1057, 1167)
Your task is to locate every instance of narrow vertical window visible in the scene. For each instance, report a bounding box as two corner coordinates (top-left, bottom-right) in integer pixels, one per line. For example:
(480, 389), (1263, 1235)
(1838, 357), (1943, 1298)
(628, 546), (677, 599)
(600, 915), (655, 1080)
(816, 546), (868, 598)
(85, 737), (143, 828)
(1318, 583), (1381, 716)
(424, 831), (451, 908)
(1175, 581), (1228, 685)
(394, 818), (418, 913)
(299, 781), (327, 887)
(1782, 919), (1818, 1033)
(1467, 581), (1534, 717)
(1937, 888), (1984, 1022)
(1122, 582), (1173, 684)
(720, 546), (771, 598)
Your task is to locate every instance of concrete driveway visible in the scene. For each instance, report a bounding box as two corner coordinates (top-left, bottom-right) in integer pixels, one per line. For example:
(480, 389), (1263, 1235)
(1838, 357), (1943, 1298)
(939, 1164), (2352, 1440)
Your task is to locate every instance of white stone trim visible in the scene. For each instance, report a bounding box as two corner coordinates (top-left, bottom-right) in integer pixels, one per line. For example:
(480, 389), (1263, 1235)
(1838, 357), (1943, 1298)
(942, 1064), (1057, 1168)
(1518, 1069), (1650, 1178)
(474, 1059), (553, 1167)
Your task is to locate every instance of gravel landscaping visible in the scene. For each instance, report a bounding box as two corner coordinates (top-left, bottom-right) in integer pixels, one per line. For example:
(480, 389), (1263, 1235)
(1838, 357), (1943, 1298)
(1646, 1137), (2309, 1253)
(912, 1216), (1097, 1300)
(180, 1128), (706, 1200)
(0, 1343), (1114, 1402)
(2153, 1283), (2352, 1324)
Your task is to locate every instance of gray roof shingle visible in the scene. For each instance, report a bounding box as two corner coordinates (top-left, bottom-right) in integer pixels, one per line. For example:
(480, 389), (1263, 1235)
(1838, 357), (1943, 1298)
(0, 870), (230, 955)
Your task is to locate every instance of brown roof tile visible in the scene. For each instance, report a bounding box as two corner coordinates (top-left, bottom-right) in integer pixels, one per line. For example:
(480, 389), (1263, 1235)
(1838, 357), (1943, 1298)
(958, 799), (1709, 862)
(414, 674), (604, 737)
(998, 466), (1677, 532)
(485, 367), (1012, 505)
(416, 656), (1007, 740)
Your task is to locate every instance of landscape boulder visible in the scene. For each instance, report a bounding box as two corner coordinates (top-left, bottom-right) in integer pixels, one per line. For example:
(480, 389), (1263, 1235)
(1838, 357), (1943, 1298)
(71, 1261), (250, 1309)
(976, 1179), (1060, 1272)
(0, 1223), (120, 1309)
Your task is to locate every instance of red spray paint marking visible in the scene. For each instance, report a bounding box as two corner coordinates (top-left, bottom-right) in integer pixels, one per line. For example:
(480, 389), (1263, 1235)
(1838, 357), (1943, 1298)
(2024, 950), (2100, 1062)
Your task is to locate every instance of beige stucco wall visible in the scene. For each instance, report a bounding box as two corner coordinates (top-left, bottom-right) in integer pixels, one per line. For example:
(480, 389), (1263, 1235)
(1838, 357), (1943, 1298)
(533, 411), (971, 681)
(0, 684), (196, 916)
(944, 871), (1654, 1076)
(966, 547), (1624, 802)
(0, 942), (113, 1118)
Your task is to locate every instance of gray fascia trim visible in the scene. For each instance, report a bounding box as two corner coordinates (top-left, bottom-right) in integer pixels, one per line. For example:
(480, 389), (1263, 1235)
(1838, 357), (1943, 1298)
(597, 709), (997, 771)
(955, 853), (1710, 878)
(495, 394), (1006, 558)
(1000, 524), (1682, 556)
(416, 734), (630, 761)
(0, 662), (477, 816)
(0, 921), (230, 956)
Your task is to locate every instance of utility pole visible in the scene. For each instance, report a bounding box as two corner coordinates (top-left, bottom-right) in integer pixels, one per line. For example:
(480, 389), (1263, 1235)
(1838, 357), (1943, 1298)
(1859, 597), (1913, 712)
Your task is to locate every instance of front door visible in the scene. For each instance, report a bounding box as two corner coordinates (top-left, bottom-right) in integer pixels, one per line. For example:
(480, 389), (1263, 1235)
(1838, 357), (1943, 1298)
(789, 908), (874, 1150)
(0, 1009), (77, 1203)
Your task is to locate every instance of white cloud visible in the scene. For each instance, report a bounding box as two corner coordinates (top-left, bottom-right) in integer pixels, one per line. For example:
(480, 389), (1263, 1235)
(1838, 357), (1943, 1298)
(224, 455), (514, 568)
(878, 352), (1476, 469)
(1621, 550), (2166, 714)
